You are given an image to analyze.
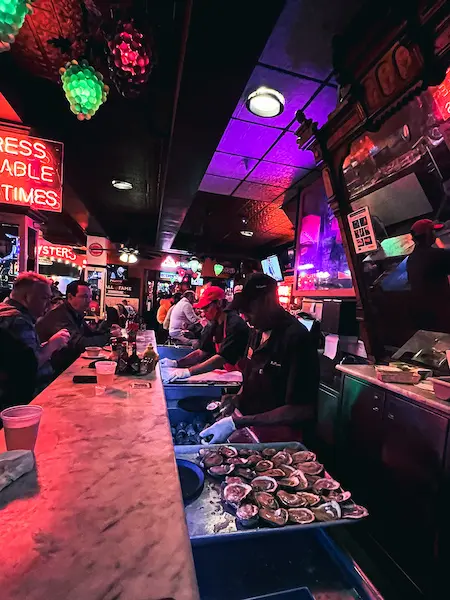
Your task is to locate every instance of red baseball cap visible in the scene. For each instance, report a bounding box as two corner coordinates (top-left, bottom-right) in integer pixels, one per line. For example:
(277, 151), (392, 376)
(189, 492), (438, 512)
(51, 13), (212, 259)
(194, 286), (225, 309)
(411, 219), (443, 236)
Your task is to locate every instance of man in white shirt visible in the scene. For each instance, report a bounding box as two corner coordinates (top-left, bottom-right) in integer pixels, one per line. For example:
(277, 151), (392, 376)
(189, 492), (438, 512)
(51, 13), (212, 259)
(168, 290), (199, 346)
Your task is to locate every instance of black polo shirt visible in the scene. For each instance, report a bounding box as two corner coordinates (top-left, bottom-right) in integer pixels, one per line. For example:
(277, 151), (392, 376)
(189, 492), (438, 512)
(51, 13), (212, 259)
(239, 309), (320, 416)
(200, 310), (249, 365)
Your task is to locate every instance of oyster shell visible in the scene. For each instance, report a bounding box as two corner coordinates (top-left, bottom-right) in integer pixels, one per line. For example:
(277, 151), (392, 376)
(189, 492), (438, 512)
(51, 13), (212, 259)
(313, 478), (340, 492)
(297, 461), (323, 475)
(259, 507), (288, 527)
(236, 503), (259, 527)
(251, 476), (278, 493)
(305, 474), (321, 488)
(272, 451), (293, 467)
(261, 448), (277, 458)
(279, 476), (301, 490)
(254, 491), (279, 510)
(222, 482), (252, 508)
(326, 490), (352, 503)
(341, 504), (369, 519)
(288, 508), (315, 524)
(201, 453), (223, 468)
(198, 447), (212, 457)
(292, 450), (316, 463)
(259, 468), (285, 479)
(296, 492), (321, 507)
(255, 460), (274, 472)
(276, 490), (306, 508)
(284, 446), (298, 455)
(227, 457), (249, 465)
(225, 476), (244, 485)
(219, 446), (238, 458)
(246, 454), (261, 467)
(208, 464), (235, 478)
(238, 448), (255, 457)
(279, 464), (297, 477)
(235, 468), (255, 480)
(313, 500), (342, 522)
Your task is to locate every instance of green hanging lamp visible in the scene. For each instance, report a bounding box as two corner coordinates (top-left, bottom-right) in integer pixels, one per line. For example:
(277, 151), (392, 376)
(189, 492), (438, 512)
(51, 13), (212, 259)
(59, 59), (109, 121)
(0, 0), (32, 53)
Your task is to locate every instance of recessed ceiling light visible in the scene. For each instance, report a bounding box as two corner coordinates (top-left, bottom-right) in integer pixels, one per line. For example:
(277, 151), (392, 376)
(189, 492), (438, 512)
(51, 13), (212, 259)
(246, 87), (285, 118)
(240, 230), (254, 237)
(112, 179), (133, 190)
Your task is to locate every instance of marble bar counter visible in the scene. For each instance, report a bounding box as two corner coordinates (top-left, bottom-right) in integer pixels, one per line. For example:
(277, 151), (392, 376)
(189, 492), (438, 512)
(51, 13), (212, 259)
(336, 363), (450, 416)
(0, 331), (200, 600)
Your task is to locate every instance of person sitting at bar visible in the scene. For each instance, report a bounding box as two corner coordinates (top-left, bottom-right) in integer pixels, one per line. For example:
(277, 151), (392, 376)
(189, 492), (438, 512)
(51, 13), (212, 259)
(0, 272), (71, 399)
(199, 274), (320, 444)
(407, 219), (450, 333)
(168, 290), (200, 346)
(37, 280), (121, 374)
(162, 287), (249, 382)
(163, 292), (182, 330)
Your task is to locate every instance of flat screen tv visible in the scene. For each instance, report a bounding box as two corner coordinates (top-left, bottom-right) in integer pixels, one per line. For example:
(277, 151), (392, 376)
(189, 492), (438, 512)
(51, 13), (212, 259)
(261, 255), (283, 282)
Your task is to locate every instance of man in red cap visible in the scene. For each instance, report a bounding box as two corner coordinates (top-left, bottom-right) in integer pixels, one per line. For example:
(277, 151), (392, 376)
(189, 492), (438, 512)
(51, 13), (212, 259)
(161, 286), (249, 382)
(407, 219), (450, 332)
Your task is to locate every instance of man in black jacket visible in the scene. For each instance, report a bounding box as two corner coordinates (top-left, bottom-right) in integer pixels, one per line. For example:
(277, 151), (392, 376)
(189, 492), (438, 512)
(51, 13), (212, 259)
(37, 280), (121, 374)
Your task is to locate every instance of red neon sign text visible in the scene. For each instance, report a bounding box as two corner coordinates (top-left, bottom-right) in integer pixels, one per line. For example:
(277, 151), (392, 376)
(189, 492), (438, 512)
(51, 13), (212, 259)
(39, 244), (77, 262)
(431, 68), (450, 122)
(0, 129), (63, 213)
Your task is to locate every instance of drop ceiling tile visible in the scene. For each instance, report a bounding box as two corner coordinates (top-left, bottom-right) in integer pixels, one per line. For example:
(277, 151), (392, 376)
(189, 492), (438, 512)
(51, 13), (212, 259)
(259, 0), (366, 81)
(217, 119), (281, 159)
(233, 65), (320, 129)
(246, 161), (306, 188)
(233, 181), (285, 202)
(289, 84), (338, 131)
(206, 152), (258, 179)
(199, 174), (240, 195)
(265, 131), (316, 168)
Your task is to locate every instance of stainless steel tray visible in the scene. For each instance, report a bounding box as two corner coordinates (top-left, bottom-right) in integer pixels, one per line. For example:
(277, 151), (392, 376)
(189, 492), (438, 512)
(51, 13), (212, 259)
(175, 443), (364, 545)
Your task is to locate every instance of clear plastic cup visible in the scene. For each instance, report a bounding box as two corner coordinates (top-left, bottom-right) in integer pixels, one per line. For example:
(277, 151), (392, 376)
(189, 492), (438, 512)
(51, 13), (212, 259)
(95, 361), (117, 388)
(1, 405), (43, 451)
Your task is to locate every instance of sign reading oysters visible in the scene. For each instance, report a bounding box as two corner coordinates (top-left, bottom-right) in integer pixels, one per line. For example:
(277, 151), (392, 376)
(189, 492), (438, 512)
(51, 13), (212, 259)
(0, 128), (63, 213)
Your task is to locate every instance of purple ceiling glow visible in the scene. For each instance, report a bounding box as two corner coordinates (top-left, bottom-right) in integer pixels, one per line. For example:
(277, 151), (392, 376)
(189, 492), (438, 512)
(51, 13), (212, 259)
(232, 65), (320, 129)
(290, 85), (338, 130)
(265, 131), (316, 168)
(217, 119), (281, 159)
(206, 152), (258, 179)
(233, 181), (285, 202)
(246, 161), (306, 188)
(199, 174), (240, 195)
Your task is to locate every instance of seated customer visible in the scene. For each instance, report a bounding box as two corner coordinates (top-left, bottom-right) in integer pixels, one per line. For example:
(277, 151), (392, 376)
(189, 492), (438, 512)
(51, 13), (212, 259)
(37, 280), (121, 374)
(162, 287), (249, 382)
(0, 272), (70, 398)
(168, 290), (200, 346)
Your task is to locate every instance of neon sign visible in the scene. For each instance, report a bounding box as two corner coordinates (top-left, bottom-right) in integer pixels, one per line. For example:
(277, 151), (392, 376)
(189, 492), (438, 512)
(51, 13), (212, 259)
(39, 244), (77, 262)
(0, 129), (63, 213)
(431, 68), (450, 122)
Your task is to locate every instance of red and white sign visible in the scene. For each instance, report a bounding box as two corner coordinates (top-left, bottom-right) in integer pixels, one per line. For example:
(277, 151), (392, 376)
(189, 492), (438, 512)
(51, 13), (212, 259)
(86, 235), (107, 266)
(38, 241), (85, 266)
(0, 128), (63, 213)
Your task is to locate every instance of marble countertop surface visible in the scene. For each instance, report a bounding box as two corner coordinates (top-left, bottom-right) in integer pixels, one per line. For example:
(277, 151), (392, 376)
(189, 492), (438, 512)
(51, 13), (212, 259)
(336, 364), (450, 416)
(0, 331), (200, 600)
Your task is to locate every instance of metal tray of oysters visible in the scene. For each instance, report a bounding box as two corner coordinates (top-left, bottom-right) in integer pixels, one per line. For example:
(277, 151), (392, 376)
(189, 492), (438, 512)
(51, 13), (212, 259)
(175, 442), (368, 544)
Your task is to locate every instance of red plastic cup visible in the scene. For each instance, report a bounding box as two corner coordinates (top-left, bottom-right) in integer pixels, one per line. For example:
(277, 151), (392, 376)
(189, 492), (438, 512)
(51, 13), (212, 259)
(1, 405), (43, 451)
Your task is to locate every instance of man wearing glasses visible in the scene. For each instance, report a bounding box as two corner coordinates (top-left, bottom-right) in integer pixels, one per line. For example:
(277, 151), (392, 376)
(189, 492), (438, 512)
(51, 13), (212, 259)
(37, 280), (121, 374)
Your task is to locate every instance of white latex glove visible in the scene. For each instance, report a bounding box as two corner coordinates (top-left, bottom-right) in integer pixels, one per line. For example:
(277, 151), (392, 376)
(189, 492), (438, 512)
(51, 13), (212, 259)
(160, 358), (178, 368)
(164, 368), (191, 383)
(199, 416), (236, 444)
(49, 329), (71, 351)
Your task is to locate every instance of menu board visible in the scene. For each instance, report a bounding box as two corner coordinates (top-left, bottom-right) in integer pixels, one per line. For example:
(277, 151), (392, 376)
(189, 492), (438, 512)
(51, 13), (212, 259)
(348, 206), (377, 254)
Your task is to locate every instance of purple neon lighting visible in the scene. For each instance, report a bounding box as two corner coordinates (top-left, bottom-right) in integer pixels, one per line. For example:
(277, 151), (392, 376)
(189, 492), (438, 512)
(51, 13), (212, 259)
(265, 131), (316, 168)
(290, 85), (338, 130)
(206, 152), (258, 179)
(246, 161), (306, 188)
(217, 119), (281, 159)
(199, 174), (240, 195)
(233, 181), (285, 202)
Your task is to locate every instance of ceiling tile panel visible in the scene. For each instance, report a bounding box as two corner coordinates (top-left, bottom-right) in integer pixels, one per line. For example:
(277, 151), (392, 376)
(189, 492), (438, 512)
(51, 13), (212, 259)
(206, 152), (259, 179)
(199, 174), (240, 195)
(217, 119), (281, 159)
(264, 131), (316, 168)
(290, 84), (338, 130)
(232, 65), (320, 129)
(246, 161), (306, 188)
(233, 181), (285, 202)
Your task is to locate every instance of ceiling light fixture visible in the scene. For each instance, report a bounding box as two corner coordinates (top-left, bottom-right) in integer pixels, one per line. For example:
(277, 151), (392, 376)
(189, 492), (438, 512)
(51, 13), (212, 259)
(119, 246), (139, 263)
(240, 230), (254, 237)
(112, 179), (133, 190)
(246, 86), (285, 118)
